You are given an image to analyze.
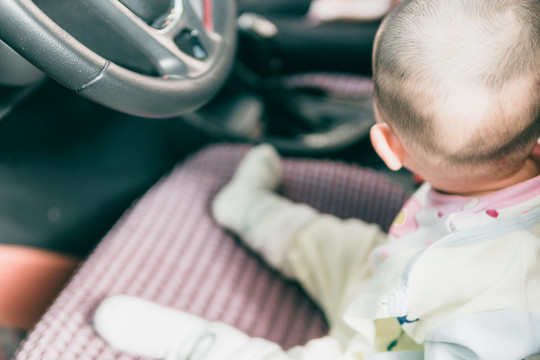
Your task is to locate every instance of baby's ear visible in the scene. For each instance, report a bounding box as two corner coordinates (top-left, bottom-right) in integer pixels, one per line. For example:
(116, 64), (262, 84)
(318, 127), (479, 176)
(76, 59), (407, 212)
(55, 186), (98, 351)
(370, 123), (405, 171)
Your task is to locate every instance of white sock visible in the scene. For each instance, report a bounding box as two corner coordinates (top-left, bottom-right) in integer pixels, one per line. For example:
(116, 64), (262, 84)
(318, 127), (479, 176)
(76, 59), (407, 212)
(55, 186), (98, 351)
(93, 295), (286, 360)
(212, 144), (317, 269)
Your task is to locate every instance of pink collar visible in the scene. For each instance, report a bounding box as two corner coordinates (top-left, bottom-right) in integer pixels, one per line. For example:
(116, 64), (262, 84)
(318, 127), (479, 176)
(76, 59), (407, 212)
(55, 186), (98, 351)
(426, 174), (540, 215)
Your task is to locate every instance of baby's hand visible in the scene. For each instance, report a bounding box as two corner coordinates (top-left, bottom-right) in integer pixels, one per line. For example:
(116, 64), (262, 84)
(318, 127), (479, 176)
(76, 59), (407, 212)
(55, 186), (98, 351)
(230, 144), (283, 191)
(212, 144), (283, 232)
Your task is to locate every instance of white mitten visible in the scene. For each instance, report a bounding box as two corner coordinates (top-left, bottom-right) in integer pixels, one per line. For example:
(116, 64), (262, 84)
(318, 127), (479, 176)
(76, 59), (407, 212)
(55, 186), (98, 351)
(212, 144), (283, 234)
(212, 144), (317, 269)
(94, 295), (287, 360)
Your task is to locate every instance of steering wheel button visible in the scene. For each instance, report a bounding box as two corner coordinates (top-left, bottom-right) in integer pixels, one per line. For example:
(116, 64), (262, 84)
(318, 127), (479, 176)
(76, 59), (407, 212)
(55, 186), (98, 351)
(175, 29), (208, 60)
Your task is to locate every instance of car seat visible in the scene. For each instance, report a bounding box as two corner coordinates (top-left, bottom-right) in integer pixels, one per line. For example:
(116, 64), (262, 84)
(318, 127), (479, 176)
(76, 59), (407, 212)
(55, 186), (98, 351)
(13, 144), (409, 359)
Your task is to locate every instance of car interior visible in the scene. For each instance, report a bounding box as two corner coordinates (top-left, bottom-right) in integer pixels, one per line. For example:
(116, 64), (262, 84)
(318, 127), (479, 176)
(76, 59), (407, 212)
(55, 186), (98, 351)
(0, 0), (415, 358)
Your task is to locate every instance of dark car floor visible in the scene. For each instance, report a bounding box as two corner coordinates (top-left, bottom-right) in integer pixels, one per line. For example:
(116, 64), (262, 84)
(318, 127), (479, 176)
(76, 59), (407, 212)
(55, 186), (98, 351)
(0, 81), (212, 257)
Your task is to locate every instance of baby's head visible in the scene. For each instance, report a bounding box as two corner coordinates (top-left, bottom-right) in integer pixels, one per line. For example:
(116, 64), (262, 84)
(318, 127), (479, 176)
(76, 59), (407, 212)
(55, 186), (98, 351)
(370, 0), (540, 194)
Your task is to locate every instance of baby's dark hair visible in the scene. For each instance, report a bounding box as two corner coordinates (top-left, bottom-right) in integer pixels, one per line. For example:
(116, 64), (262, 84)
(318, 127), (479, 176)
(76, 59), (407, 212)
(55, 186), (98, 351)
(373, 0), (540, 175)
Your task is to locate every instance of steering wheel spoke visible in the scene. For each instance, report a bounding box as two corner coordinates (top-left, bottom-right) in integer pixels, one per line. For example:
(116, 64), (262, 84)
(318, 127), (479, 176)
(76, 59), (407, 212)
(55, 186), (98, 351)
(81, 0), (197, 77)
(80, 0), (225, 78)
(167, 0), (219, 54)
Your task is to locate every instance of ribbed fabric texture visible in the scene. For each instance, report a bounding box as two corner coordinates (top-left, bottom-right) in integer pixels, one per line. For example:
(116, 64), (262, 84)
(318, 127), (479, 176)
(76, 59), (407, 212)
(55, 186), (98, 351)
(15, 144), (409, 360)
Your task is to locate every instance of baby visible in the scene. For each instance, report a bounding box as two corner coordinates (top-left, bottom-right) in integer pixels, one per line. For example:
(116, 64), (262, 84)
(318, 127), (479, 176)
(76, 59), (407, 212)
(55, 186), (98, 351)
(94, 0), (540, 358)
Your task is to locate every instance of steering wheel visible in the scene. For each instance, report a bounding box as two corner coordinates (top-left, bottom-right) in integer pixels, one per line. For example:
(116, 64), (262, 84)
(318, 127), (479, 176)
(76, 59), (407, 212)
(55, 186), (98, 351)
(0, 0), (237, 118)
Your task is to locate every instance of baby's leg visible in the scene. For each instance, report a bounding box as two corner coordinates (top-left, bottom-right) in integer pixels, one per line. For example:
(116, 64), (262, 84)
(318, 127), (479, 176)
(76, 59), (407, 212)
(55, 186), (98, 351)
(212, 145), (318, 270)
(94, 295), (345, 360)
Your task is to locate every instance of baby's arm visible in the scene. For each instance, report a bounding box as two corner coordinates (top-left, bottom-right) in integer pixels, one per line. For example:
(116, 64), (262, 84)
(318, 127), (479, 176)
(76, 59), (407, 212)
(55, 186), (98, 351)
(94, 295), (347, 360)
(212, 144), (318, 270)
(212, 145), (387, 332)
